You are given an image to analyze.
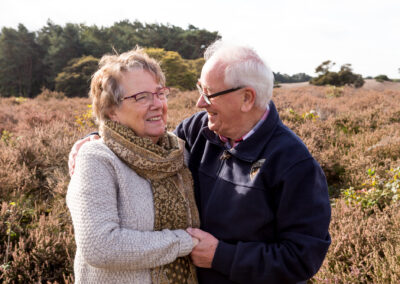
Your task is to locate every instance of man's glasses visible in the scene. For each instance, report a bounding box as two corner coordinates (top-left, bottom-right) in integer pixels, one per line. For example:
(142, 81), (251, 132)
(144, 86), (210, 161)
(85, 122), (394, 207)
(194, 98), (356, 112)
(196, 83), (244, 105)
(122, 87), (170, 105)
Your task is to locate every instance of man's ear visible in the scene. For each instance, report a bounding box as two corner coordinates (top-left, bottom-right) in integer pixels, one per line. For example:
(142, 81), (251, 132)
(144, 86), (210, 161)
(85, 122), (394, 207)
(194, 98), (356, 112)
(241, 87), (256, 112)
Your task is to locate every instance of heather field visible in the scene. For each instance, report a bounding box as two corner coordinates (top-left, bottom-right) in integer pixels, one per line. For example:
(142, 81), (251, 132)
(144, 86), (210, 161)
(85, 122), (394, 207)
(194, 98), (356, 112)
(1, 83), (400, 283)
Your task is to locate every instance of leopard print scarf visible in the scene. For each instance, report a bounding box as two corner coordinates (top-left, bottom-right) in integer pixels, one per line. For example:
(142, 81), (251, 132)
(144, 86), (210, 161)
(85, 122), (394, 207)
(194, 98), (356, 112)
(100, 120), (200, 284)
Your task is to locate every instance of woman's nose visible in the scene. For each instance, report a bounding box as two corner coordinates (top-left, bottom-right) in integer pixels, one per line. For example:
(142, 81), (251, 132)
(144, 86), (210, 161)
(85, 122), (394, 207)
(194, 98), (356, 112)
(149, 93), (163, 108)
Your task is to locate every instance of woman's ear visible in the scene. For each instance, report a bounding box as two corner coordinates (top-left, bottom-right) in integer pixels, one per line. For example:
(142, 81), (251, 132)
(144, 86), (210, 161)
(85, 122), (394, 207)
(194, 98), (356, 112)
(108, 108), (119, 122)
(240, 87), (256, 112)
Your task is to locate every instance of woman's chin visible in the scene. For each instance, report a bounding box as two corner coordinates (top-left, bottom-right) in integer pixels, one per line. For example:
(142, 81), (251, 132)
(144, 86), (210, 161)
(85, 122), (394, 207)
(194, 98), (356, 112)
(150, 137), (160, 144)
(146, 129), (166, 142)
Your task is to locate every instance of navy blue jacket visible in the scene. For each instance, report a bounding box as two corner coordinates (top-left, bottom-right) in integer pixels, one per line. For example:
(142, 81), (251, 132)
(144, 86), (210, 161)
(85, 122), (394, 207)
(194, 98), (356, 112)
(174, 101), (331, 284)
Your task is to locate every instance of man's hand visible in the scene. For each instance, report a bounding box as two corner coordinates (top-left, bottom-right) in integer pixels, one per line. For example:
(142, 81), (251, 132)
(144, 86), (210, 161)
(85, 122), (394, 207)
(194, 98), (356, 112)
(68, 134), (100, 176)
(187, 228), (218, 268)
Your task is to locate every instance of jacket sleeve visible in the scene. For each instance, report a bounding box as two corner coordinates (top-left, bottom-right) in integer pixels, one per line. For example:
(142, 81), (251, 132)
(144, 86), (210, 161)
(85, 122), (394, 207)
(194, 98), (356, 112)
(66, 143), (193, 270)
(211, 158), (331, 284)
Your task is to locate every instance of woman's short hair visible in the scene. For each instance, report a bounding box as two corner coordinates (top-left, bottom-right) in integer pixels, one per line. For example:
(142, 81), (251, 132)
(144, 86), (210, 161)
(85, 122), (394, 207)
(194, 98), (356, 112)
(204, 40), (274, 109)
(90, 47), (165, 123)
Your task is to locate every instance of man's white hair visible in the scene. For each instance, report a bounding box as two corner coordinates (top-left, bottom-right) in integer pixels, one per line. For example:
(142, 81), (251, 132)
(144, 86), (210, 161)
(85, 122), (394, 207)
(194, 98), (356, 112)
(204, 40), (274, 109)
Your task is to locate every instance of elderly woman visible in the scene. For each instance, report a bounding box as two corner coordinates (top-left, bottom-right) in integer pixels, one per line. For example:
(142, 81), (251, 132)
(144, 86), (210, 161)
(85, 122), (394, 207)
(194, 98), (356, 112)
(66, 48), (199, 283)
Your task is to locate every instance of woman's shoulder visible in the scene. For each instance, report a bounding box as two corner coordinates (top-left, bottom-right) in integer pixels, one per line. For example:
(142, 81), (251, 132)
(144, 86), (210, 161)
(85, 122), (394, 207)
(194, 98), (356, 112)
(79, 138), (110, 153)
(76, 139), (142, 181)
(77, 139), (119, 164)
(72, 139), (138, 185)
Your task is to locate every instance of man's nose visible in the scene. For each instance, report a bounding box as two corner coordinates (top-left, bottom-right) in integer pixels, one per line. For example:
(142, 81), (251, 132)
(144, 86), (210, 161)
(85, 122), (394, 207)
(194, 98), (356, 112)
(196, 94), (209, 108)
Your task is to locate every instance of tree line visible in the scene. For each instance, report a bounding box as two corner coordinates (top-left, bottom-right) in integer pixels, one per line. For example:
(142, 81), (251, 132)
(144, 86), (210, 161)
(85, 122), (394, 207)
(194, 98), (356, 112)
(0, 20), (220, 97)
(274, 72), (312, 84)
(3, 19), (391, 97)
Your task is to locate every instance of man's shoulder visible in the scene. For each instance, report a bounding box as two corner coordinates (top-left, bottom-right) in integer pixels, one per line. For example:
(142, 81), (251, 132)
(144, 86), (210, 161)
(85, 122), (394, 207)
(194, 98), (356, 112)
(274, 123), (310, 152)
(180, 111), (208, 128)
(174, 111), (208, 142)
(265, 122), (314, 168)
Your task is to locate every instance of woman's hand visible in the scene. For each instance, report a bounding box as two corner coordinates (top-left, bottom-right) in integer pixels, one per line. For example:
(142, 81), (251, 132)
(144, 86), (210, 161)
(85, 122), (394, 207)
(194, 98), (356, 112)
(191, 236), (200, 247)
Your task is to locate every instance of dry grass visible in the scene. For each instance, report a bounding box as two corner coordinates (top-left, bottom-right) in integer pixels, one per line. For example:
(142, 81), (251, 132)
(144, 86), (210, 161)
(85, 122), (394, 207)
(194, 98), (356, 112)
(274, 86), (400, 189)
(0, 85), (399, 283)
(313, 200), (400, 283)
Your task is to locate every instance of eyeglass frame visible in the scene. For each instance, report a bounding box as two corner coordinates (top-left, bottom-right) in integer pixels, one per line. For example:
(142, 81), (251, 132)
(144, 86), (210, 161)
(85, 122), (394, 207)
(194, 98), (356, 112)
(196, 83), (244, 105)
(121, 87), (170, 103)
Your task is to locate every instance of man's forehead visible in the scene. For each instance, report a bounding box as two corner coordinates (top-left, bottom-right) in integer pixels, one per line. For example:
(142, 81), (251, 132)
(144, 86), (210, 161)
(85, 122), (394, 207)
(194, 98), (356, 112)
(199, 60), (225, 89)
(198, 76), (218, 91)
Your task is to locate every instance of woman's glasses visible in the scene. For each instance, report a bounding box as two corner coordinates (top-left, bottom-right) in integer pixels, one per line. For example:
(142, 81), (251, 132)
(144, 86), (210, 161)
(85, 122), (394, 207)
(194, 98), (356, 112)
(122, 87), (170, 105)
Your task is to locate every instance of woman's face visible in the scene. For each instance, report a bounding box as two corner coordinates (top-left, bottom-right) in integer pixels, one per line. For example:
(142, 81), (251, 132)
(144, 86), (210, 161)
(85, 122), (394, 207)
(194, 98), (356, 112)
(110, 69), (168, 143)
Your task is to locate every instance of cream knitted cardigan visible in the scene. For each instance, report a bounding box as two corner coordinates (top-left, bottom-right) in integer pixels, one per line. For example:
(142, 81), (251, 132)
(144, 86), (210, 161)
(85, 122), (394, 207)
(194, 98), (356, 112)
(66, 139), (194, 284)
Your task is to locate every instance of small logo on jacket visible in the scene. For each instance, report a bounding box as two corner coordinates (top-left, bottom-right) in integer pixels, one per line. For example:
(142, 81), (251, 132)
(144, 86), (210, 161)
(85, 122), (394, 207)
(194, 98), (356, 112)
(220, 150), (231, 160)
(250, 159), (266, 180)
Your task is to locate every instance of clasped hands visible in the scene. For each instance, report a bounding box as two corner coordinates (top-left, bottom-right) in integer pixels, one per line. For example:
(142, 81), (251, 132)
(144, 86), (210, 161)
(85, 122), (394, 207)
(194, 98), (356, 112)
(187, 228), (218, 268)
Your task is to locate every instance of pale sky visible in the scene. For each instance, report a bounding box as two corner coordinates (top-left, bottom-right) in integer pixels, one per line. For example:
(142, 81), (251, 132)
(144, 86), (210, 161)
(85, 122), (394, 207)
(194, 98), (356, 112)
(1, 0), (399, 78)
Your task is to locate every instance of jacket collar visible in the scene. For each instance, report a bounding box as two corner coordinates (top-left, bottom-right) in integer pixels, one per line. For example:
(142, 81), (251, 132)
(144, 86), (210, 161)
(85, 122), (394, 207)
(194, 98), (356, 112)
(201, 100), (280, 162)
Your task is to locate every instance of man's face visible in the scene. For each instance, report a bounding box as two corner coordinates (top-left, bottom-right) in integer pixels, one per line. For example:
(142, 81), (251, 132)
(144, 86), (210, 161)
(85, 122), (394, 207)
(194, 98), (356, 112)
(196, 62), (243, 139)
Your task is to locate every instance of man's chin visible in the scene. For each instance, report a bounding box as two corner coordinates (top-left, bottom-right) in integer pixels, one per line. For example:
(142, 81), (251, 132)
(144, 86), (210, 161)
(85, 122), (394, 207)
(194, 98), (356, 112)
(208, 124), (223, 137)
(207, 122), (216, 131)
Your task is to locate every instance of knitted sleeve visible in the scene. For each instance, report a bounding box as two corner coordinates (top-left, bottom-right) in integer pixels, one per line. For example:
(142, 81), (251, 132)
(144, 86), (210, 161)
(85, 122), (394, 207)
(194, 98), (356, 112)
(66, 142), (193, 270)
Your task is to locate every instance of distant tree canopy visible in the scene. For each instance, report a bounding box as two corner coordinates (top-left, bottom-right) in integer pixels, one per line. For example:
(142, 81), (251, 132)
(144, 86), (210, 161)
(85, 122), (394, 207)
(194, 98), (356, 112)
(310, 60), (364, 88)
(374, 74), (391, 82)
(0, 24), (44, 97)
(274, 72), (312, 84)
(0, 20), (220, 97)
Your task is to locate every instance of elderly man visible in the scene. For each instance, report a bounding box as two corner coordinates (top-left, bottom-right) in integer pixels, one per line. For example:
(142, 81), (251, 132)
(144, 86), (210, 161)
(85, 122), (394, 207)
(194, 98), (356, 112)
(69, 40), (331, 284)
(175, 41), (331, 284)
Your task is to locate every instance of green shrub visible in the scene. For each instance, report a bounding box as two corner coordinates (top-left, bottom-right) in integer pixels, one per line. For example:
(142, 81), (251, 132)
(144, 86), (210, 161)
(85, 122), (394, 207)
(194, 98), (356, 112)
(342, 167), (400, 210)
(310, 61), (364, 88)
(283, 108), (320, 123)
(145, 48), (199, 90)
(311, 71), (340, 86)
(55, 55), (99, 97)
(1, 130), (15, 146)
(187, 57), (205, 80)
(144, 47), (166, 62)
(160, 51), (197, 90)
(374, 74), (391, 82)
